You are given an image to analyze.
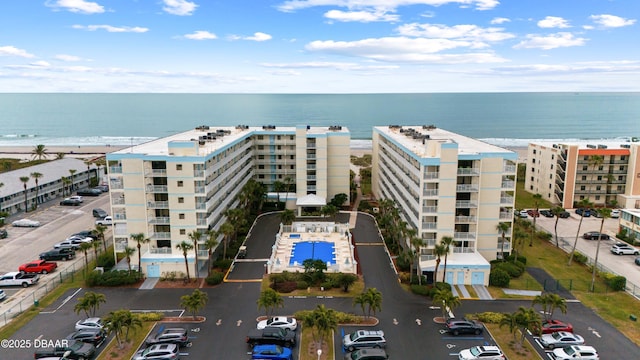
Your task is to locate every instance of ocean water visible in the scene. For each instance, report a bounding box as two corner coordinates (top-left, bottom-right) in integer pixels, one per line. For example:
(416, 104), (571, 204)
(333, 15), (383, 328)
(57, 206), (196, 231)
(0, 93), (638, 148)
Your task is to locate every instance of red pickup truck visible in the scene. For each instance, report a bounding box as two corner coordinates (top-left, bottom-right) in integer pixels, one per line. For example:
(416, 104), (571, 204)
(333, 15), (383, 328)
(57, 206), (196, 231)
(18, 260), (58, 274)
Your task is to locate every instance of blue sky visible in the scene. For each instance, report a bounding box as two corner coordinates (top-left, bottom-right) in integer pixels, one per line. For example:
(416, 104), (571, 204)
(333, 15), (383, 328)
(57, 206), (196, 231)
(0, 0), (638, 93)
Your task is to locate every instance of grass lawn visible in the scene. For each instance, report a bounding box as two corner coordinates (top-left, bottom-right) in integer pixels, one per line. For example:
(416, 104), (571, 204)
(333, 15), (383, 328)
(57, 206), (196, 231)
(96, 322), (155, 360)
(485, 324), (541, 360)
(299, 327), (334, 360)
(261, 276), (365, 298)
(515, 180), (553, 210)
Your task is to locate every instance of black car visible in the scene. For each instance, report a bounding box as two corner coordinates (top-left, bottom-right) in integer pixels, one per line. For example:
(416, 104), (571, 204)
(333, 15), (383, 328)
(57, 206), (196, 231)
(34, 339), (96, 360)
(145, 327), (190, 347)
(72, 230), (98, 240)
(60, 198), (82, 206)
(92, 208), (108, 218)
(540, 210), (554, 218)
(583, 231), (610, 240)
(445, 318), (484, 335)
(66, 328), (107, 347)
(77, 188), (102, 196)
(40, 248), (76, 261)
(559, 211), (571, 218)
(0, 228), (7, 239)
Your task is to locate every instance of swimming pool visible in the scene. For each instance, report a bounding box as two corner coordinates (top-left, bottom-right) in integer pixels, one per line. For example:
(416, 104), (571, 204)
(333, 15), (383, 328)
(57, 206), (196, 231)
(289, 241), (336, 266)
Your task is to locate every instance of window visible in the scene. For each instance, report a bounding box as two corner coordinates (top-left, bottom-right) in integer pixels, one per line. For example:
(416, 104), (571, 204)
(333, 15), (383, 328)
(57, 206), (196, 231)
(550, 164), (554, 169)
(595, 195), (601, 200)
(598, 166), (603, 171)
(580, 186), (586, 191)
(551, 154), (555, 159)
(549, 184), (552, 189)
(533, 149), (537, 154)
(179, 229), (186, 235)
(177, 181), (183, 187)
(596, 185), (601, 190)
(178, 197), (184, 203)
(176, 164), (182, 171)
(531, 167), (535, 172)
(258, 165), (264, 169)
(530, 176), (534, 181)
(597, 176), (602, 181)
(179, 213), (185, 220)
(582, 166), (588, 171)
(620, 166), (624, 171)
(582, 176), (587, 180)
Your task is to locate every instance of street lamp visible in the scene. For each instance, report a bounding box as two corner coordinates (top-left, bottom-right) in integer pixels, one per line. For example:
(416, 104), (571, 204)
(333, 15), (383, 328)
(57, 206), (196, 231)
(317, 349), (322, 360)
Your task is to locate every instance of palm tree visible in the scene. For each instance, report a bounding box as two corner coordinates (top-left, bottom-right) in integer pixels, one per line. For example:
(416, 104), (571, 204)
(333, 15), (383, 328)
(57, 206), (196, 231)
(94, 224), (108, 253)
(496, 222), (510, 260)
(68, 169), (77, 192)
(55, 152), (65, 160)
(123, 246), (136, 275)
(432, 243), (447, 285)
(410, 236), (423, 285)
(74, 291), (106, 317)
(308, 304), (338, 349)
(84, 160), (93, 186)
(30, 172), (43, 208)
(353, 287), (382, 319)
(104, 310), (127, 349)
(19, 176), (30, 212)
(568, 198), (593, 265)
(204, 230), (219, 277)
(273, 180), (285, 209)
(532, 293), (567, 321)
(130, 233), (151, 274)
(440, 236), (454, 283)
(588, 155), (604, 204)
(188, 230), (202, 279)
(121, 310), (142, 342)
(530, 193), (542, 246)
(499, 311), (519, 342)
(551, 206), (565, 248)
(92, 238), (101, 258)
(591, 208), (611, 292)
(61, 176), (71, 196)
(280, 209), (296, 225)
(31, 144), (48, 160)
(176, 241), (194, 282)
(218, 221), (234, 259)
(257, 288), (284, 317)
(180, 289), (208, 320)
(79, 241), (93, 270)
(320, 204), (338, 221)
(432, 288), (460, 321)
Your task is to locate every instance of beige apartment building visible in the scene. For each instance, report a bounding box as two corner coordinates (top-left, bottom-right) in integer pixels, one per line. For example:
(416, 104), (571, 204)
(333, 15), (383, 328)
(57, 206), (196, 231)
(105, 125), (350, 277)
(524, 141), (640, 209)
(372, 125), (518, 285)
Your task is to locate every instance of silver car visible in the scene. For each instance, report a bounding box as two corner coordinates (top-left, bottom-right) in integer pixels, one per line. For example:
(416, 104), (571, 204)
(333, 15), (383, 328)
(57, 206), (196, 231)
(539, 331), (584, 349)
(133, 343), (180, 360)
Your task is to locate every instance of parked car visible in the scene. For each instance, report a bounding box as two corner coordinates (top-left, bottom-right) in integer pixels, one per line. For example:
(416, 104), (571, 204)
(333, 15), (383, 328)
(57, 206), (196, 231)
(445, 318), (484, 335)
(257, 316), (298, 331)
(539, 331), (585, 349)
(0, 228), (7, 238)
(71, 230), (98, 240)
(344, 348), (389, 360)
(66, 328), (107, 348)
(342, 330), (386, 351)
(558, 211), (571, 218)
(77, 188), (102, 196)
(575, 208), (591, 217)
(40, 248), (76, 261)
(246, 327), (296, 348)
(0, 289), (6, 301)
(94, 184), (109, 192)
(132, 343), (179, 360)
(75, 317), (105, 331)
(0, 272), (40, 287)
(534, 319), (573, 334)
(60, 198), (82, 206)
(11, 218), (41, 227)
(540, 209), (554, 218)
(610, 209), (620, 218)
(145, 327), (190, 347)
(457, 345), (505, 360)
(96, 216), (113, 226)
(583, 232), (610, 240)
(68, 195), (84, 203)
(252, 344), (293, 360)
(518, 210), (528, 218)
(92, 208), (108, 218)
(53, 239), (84, 250)
(552, 345), (599, 360)
(18, 260), (58, 274)
(635, 256), (640, 266)
(610, 242), (640, 255)
(34, 339), (96, 360)
(526, 209), (540, 217)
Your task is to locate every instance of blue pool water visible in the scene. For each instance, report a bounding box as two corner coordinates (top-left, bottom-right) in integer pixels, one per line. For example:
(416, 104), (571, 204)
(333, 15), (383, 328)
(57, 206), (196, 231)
(289, 241), (335, 266)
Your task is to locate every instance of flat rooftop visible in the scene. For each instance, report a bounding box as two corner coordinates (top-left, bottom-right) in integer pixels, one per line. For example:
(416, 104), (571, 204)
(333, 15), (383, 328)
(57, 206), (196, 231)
(376, 125), (514, 158)
(530, 139), (638, 150)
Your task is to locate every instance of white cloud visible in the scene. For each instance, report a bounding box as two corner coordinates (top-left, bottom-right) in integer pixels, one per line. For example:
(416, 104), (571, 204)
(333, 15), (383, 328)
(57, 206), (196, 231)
(162, 0), (198, 16)
(492, 61), (640, 75)
(537, 16), (570, 28)
(54, 54), (83, 62)
(72, 25), (149, 33)
(589, 14), (636, 28)
(261, 61), (398, 71)
(324, 10), (400, 23)
(184, 31), (217, 40)
(46, 0), (105, 14)
(229, 32), (273, 42)
(277, 0), (499, 13)
(397, 23), (515, 44)
(490, 17), (510, 25)
(0, 46), (35, 58)
(514, 32), (587, 50)
(305, 37), (507, 63)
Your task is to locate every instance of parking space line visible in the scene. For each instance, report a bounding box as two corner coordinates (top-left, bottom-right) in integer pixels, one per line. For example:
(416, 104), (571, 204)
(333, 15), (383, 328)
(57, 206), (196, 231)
(40, 287), (82, 314)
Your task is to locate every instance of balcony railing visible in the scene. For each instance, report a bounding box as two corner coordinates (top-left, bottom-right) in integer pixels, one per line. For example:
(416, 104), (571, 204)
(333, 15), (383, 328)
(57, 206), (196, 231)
(499, 211), (513, 220)
(145, 169), (167, 176)
(454, 232), (476, 240)
(452, 247), (475, 254)
(110, 182), (124, 190)
(423, 172), (439, 180)
(456, 184), (478, 192)
(422, 206), (437, 213)
(195, 186), (205, 194)
(147, 201), (169, 209)
(194, 170), (205, 177)
(455, 200), (477, 208)
(197, 249), (209, 258)
(422, 222), (437, 230)
(423, 189), (438, 197)
(109, 166), (122, 173)
(455, 215), (477, 223)
(503, 164), (516, 173)
(457, 168), (479, 176)
(497, 240), (511, 251)
(500, 196), (514, 204)
(112, 197), (125, 205)
(146, 185), (168, 193)
(420, 254), (436, 262)
(150, 232), (171, 240)
(149, 217), (170, 224)
(501, 180), (515, 189)
(150, 247), (172, 254)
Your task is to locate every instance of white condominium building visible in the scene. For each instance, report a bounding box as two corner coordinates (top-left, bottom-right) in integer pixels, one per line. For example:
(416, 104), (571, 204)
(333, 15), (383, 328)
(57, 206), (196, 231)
(372, 125), (518, 286)
(105, 125), (350, 277)
(524, 141), (640, 209)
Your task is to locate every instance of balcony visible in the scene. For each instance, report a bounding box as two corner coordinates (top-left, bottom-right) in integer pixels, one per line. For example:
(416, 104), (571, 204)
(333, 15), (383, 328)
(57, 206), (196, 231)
(112, 197), (125, 205)
(147, 201), (169, 209)
(452, 247), (475, 254)
(499, 211), (513, 220)
(150, 232), (171, 240)
(457, 168), (479, 176)
(149, 217), (170, 224)
(422, 206), (437, 214)
(109, 166), (122, 174)
(145, 169), (167, 176)
(497, 240), (511, 252)
(420, 254), (436, 262)
(195, 203), (206, 210)
(146, 185), (168, 193)
(110, 181), (124, 190)
(500, 196), (514, 205)
(455, 215), (477, 223)
(456, 184), (478, 192)
(194, 170), (205, 177)
(503, 164), (516, 173)
(423, 189), (439, 197)
(422, 222), (437, 230)
(424, 172), (439, 180)
(197, 249), (209, 258)
(150, 247), (172, 254)
(455, 200), (477, 208)
(454, 232), (476, 240)
(195, 186), (205, 194)
(501, 180), (515, 189)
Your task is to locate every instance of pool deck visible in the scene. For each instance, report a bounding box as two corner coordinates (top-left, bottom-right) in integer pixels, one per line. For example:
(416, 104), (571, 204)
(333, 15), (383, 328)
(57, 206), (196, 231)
(267, 221), (357, 274)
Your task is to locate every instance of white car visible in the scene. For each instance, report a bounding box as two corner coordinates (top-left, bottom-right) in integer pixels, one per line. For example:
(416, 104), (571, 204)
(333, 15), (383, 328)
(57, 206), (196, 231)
(68, 195), (84, 203)
(552, 345), (599, 359)
(0, 289), (6, 301)
(12, 219), (41, 227)
(75, 317), (105, 331)
(96, 216), (113, 226)
(610, 242), (640, 255)
(610, 209), (620, 218)
(539, 331), (584, 349)
(458, 346), (505, 360)
(257, 316), (298, 331)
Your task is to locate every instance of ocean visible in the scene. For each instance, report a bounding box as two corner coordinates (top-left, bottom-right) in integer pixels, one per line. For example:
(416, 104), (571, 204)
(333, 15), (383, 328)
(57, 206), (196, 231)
(1, 93), (638, 148)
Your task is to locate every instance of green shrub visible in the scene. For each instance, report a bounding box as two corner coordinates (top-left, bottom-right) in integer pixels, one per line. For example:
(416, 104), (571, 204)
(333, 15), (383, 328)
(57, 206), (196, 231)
(410, 284), (431, 296)
(603, 273), (626, 291)
(572, 252), (588, 264)
(212, 259), (233, 271)
(272, 281), (297, 293)
(136, 312), (164, 322)
(471, 312), (505, 324)
(493, 262), (524, 278)
(505, 255), (527, 265)
(395, 254), (411, 272)
(96, 253), (115, 270)
(489, 268), (510, 287)
(86, 270), (142, 287)
(296, 281), (309, 290)
(205, 271), (224, 285)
